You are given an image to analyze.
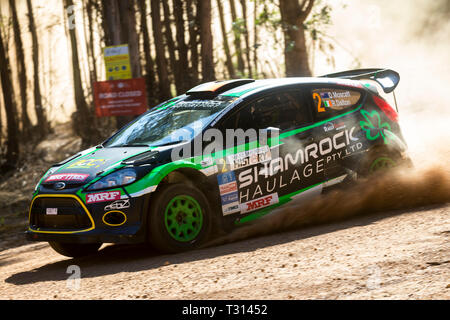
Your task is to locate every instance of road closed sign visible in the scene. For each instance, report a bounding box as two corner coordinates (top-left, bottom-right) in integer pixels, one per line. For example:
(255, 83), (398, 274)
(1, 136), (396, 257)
(93, 78), (147, 117)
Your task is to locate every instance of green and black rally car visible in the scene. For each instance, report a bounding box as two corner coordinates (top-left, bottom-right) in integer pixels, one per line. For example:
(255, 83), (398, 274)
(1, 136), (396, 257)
(27, 69), (411, 257)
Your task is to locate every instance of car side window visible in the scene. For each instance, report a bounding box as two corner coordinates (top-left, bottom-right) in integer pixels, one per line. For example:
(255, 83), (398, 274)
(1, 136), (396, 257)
(221, 90), (312, 132)
(310, 87), (363, 119)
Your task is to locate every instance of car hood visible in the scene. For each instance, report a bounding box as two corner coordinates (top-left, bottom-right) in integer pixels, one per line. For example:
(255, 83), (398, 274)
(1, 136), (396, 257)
(44, 147), (151, 184)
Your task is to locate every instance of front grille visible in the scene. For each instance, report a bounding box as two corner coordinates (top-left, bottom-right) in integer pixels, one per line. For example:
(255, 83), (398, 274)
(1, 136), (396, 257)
(30, 197), (92, 231)
(41, 181), (87, 190)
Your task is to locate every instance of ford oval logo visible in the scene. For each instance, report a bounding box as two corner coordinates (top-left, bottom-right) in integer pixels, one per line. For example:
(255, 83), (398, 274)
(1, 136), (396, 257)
(54, 182), (66, 190)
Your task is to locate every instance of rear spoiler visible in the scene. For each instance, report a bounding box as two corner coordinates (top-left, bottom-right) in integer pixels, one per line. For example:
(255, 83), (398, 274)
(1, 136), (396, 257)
(320, 68), (400, 94)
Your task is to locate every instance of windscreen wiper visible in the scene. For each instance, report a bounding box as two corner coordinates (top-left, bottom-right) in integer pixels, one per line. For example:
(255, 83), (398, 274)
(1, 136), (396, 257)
(109, 144), (150, 148)
(150, 140), (188, 147)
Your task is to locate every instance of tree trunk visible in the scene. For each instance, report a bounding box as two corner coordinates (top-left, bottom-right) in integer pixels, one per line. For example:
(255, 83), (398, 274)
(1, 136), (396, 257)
(101, 0), (122, 46)
(151, 0), (172, 100)
(116, 0), (141, 128)
(9, 0), (32, 139)
(64, 0), (98, 147)
(26, 0), (50, 139)
(173, 0), (190, 92)
(0, 28), (20, 171)
(279, 0), (314, 77)
(229, 0), (245, 76)
(198, 0), (215, 82)
(118, 0), (141, 79)
(239, 0), (252, 78)
(253, 0), (258, 77)
(217, 0), (235, 78)
(84, 0), (98, 86)
(162, 0), (182, 94)
(186, 0), (199, 86)
(138, 0), (158, 107)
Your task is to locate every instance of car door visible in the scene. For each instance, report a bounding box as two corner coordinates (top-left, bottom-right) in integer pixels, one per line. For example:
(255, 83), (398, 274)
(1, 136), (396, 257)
(306, 84), (365, 185)
(215, 88), (316, 217)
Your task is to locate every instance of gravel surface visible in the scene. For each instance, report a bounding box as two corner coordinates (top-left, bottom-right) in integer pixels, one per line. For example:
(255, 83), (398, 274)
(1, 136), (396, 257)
(0, 204), (448, 300)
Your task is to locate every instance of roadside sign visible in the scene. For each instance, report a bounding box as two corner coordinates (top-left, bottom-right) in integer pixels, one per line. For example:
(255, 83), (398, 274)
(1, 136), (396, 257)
(93, 78), (147, 117)
(103, 44), (132, 80)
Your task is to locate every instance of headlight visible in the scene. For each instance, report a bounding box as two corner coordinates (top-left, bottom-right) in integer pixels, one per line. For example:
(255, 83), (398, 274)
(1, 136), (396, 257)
(86, 168), (137, 191)
(35, 167), (58, 190)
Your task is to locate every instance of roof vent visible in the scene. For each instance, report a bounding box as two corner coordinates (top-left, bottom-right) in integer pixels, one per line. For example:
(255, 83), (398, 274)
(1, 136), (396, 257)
(186, 79), (255, 98)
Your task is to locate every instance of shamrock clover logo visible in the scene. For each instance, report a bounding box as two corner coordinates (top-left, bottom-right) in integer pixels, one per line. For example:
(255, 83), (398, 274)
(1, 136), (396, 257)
(360, 110), (392, 144)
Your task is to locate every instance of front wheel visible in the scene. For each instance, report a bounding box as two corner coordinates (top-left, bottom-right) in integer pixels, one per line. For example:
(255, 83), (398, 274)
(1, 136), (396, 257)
(48, 242), (102, 258)
(147, 183), (214, 253)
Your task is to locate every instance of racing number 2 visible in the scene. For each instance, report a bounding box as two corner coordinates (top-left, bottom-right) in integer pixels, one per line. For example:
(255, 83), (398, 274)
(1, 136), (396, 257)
(313, 93), (325, 113)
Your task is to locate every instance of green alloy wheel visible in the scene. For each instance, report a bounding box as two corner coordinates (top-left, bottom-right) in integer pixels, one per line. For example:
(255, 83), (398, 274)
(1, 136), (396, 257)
(369, 156), (397, 173)
(164, 195), (204, 242)
(359, 147), (402, 177)
(148, 183), (213, 253)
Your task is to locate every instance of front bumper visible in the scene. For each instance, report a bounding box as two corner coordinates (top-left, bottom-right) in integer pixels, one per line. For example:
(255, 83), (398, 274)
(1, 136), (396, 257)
(27, 193), (148, 244)
(25, 227), (143, 244)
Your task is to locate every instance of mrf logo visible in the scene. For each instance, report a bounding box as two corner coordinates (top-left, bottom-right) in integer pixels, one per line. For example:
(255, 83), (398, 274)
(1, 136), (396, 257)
(86, 191), (121, 204)
(240, 193), (279, 214)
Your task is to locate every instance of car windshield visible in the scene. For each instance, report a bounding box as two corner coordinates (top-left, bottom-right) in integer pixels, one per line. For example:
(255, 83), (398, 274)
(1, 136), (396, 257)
(104, 95), (237, 148)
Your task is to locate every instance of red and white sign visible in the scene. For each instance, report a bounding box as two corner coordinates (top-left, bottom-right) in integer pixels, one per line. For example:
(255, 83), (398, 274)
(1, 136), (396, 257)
(45, 173), (89, 182)
(86, 191), (121, 204)
(219, 181), (238, 195)
(93, 78), (147, 117)
(240, 193), (279, 214)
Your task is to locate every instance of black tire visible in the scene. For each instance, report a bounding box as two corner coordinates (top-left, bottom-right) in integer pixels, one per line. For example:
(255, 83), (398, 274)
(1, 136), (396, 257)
(147, 183), (214, 253)
(48, 242), (102, 258)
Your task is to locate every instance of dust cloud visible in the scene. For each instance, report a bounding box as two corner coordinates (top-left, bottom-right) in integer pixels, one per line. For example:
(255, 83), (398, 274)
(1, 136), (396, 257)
(208, 0), (450, 246)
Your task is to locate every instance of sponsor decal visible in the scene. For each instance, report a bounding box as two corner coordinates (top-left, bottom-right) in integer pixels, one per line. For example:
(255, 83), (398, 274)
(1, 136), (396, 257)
(323, 122), (335, 132)
(334, 121), (346, 130)
(221, 192), (239, 205)
(200, 165), (218, 176)
(360, 109), (392, 144)
(104, 199), (130, 211)
(217, 171), (236, 185)
(45, 173), (89, 182)
(200, 157), (214, 167)
(226, 145), (272, 170)
(222, 203), (240, 215)
(46, 208), (58, 215)
(219, 182), (238, 194)
(86, 190), (121, 204)
(237, 126), (362, 204)
(67, 158), (107, 169)
(217, 171), (240, 215)
(240, 193), (279, 214)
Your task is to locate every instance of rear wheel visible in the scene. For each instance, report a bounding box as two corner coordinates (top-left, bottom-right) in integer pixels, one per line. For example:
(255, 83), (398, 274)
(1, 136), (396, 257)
(147, 183), (213, 253)
(358, 147), (411, 177)
(48, 242), (102, 258)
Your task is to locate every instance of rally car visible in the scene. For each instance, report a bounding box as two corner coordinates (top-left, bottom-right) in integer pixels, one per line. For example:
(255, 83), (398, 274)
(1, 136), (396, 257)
(27, 68), (411, 257)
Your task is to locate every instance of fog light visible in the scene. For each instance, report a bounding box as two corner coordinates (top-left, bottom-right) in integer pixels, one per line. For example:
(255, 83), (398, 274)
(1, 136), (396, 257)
(102, 211), (127, 226)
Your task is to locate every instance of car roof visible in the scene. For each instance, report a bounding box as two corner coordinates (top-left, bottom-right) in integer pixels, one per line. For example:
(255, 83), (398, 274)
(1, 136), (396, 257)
(219, 77), (365, 99)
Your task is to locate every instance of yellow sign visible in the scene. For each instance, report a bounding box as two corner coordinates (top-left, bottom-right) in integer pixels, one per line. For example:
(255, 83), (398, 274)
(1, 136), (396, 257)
(103, 44), (132, 80)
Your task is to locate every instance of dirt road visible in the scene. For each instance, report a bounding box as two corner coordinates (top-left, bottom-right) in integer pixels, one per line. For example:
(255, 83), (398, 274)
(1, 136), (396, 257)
(0, 203), (448, 300)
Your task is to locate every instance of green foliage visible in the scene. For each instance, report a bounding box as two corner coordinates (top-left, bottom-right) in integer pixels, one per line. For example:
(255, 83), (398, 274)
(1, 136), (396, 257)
(304, 1), (332, 41)
(231, 18), (246, 37)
